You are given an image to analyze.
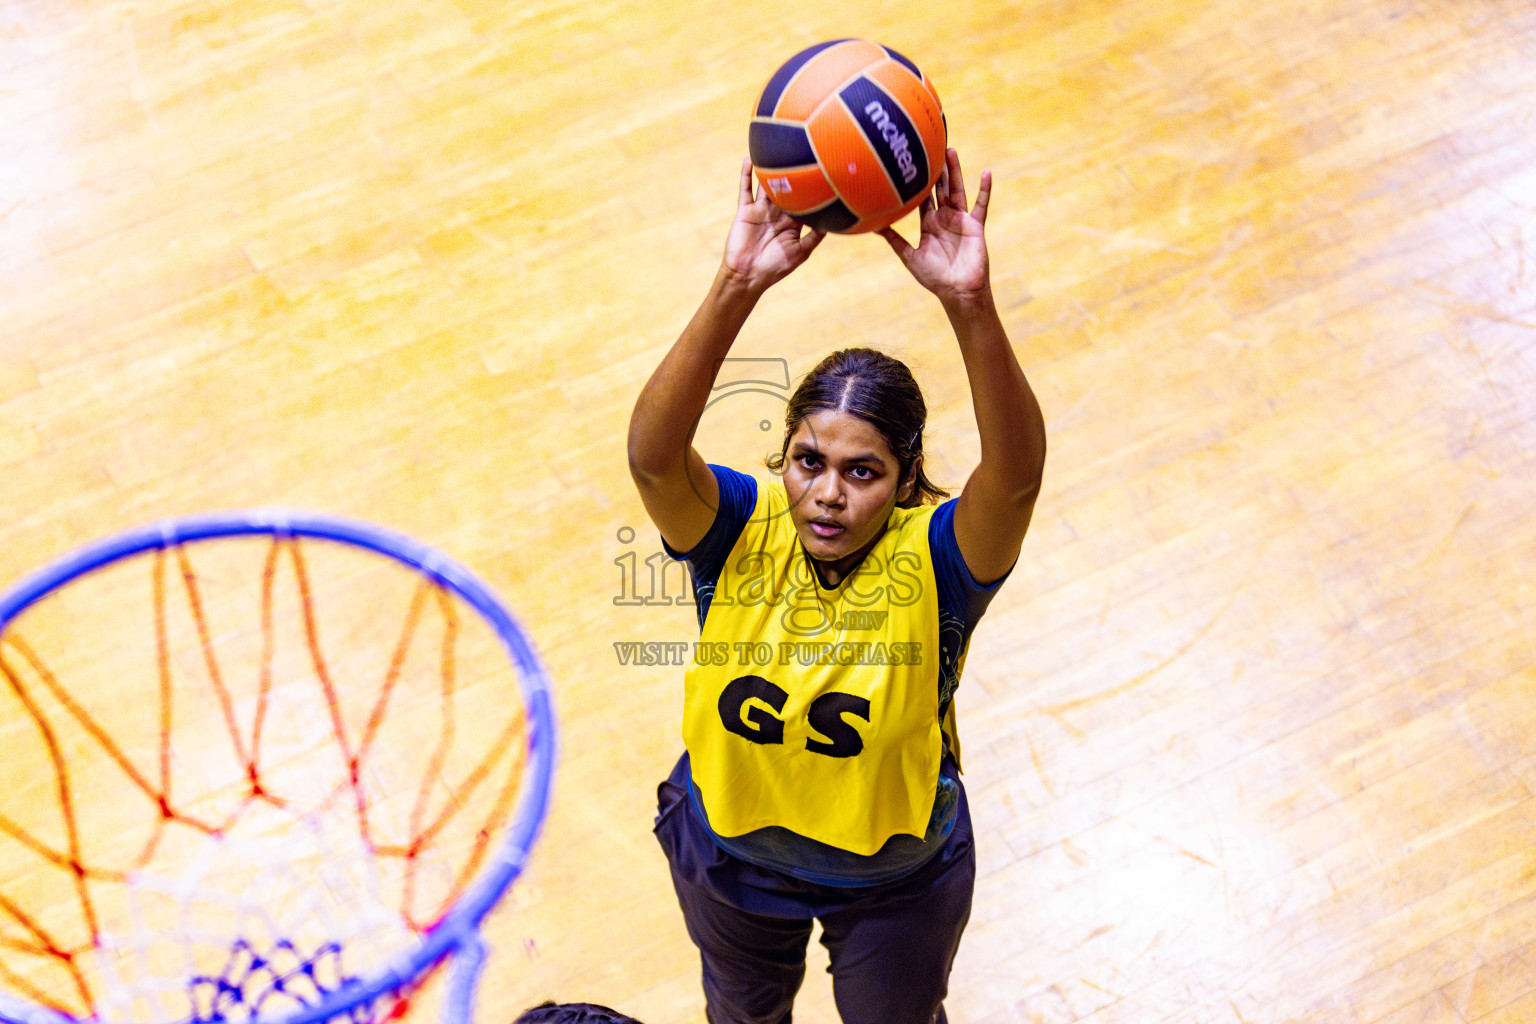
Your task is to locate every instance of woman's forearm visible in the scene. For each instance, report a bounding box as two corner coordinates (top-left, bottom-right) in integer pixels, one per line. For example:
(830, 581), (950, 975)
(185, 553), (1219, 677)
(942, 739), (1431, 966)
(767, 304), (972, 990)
(627, 266), (763, 483)
(944, 287), (1046, 504)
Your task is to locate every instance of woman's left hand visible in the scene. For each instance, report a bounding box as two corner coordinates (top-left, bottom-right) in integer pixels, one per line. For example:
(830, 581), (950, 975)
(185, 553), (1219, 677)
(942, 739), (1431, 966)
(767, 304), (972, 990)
(879, 148), (992, 305)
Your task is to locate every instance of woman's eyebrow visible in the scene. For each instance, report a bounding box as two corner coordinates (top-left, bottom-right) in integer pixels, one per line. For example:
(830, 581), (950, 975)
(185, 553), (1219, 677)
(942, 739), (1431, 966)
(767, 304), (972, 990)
(790, 439), (889, 467)
(841, 452), (886, 467)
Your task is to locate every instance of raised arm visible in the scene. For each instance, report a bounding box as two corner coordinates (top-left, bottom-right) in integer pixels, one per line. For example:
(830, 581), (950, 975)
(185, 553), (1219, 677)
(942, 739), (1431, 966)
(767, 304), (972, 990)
(880, 149), (1046, 584)
(627, 159), (825, 553)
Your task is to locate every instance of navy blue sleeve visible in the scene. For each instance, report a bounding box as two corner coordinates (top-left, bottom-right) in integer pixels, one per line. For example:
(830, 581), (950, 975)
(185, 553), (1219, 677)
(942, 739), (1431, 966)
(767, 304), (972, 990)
(661, 465), (757, 626)
(928, 498), (1010, 631)
(928, 498), (1011, 716)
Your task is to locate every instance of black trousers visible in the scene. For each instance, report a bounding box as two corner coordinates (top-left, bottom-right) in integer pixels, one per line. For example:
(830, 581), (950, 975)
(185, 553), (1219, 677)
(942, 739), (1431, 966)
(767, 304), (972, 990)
(654, 755), (974, 1024)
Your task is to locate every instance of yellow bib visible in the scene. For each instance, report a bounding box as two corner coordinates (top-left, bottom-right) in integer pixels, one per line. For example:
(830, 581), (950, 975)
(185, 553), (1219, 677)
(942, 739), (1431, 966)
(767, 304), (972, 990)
(682, 482), (943, 855)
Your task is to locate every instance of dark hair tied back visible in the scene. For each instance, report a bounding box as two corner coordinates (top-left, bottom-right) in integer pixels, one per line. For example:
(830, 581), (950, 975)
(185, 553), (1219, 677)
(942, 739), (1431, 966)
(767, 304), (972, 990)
(512, 1002), (645, 1024)
(766, 348), (949, 508)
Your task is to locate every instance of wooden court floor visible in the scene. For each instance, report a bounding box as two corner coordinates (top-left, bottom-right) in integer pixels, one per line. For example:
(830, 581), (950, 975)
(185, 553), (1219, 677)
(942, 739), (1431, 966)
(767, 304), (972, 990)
(3, 0), (1535, 1022)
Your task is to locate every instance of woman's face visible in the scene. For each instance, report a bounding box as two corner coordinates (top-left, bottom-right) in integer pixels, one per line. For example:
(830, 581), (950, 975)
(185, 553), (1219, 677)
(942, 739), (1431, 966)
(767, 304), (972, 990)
(781, 408), (914, 583)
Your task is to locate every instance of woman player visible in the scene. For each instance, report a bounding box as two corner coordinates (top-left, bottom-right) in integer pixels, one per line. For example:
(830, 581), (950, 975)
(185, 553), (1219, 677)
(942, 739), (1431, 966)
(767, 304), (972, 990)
(626, 148), (1045, 1024)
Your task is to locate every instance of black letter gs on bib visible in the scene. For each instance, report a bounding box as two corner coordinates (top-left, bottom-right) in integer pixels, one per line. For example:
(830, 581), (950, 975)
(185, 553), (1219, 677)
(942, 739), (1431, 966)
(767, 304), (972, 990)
(718, 675), (788, 745)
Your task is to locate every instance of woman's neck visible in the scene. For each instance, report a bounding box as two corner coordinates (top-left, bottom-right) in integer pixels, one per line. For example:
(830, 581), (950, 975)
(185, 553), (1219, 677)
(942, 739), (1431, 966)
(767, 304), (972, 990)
(804, 526), (888, 589)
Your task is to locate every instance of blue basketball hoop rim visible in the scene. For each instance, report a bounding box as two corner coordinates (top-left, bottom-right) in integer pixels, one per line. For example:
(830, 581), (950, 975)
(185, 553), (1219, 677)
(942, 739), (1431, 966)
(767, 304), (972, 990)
(0, 509), (558, 1024)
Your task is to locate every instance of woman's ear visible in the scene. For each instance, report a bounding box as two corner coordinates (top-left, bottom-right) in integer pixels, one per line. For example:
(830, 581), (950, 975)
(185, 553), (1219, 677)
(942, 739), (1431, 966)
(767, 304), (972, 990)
(897, 458), (920, 504)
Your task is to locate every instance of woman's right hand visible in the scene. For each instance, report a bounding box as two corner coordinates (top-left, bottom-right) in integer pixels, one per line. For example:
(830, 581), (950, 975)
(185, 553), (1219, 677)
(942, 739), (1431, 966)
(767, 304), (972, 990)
(721, 158), (825, 292)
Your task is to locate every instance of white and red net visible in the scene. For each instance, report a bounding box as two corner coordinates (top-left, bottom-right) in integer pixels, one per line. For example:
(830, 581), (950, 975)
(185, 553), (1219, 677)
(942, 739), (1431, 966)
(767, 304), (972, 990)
(0, 526), (538, 1024)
